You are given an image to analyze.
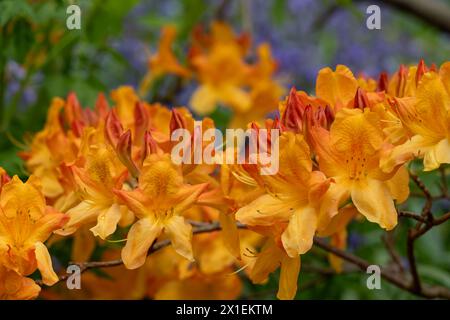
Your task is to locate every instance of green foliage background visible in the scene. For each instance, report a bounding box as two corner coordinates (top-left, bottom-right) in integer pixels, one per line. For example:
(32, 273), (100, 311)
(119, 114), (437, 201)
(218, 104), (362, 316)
(0, 0), (449, 299)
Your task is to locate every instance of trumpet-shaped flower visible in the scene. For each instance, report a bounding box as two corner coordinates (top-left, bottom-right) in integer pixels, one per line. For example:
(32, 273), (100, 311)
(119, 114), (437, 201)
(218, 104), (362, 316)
(235, 132), (330, 258)
(382, 63), (450, 171)
(310, 108), (409, 230)
(140, 26), (191, 96)
(249, 238), (300, 300)
(56, 143), (129, 239)
(316, 65), (358, 112)
(0, 176), (68, 285)
(189, 22), (253, 115)
(0, 266), (41, 300)
(115, 154), (208, 269)
(189, 42), (251, 115)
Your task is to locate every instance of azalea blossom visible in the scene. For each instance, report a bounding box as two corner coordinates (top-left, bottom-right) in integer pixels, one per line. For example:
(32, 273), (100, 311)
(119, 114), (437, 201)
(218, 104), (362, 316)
(115, 153), (208, 269)
(309, 107), (409, 230)
(0, 175), (68, 285)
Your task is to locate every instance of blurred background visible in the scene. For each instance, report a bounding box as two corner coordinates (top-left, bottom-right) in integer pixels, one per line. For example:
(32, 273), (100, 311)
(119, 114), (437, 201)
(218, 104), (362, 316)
(0, 0), (449, 299)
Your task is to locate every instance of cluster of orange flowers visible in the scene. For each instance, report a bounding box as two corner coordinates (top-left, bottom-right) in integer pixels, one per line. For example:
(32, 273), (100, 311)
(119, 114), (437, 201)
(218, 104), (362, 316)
(1, 23), (449, 300)
(140, 22), (284, 128)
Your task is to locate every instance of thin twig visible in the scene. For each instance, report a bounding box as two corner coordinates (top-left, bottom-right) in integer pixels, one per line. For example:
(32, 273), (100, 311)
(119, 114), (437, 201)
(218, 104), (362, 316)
(382, 231), (405, 274)
(398, 211), (427, 223)
(409, 172), (433, 222)
(37, 221), (245, 286)
(313, 237), (450, 299)
(37, 219), (450, 299)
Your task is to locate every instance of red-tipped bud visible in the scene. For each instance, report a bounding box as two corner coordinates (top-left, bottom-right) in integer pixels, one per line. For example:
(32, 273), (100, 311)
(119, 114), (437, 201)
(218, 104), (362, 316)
(105, 110), (123, 147)
(271, 117), (286, 132)
(0, 169), (11, 192)
(281, 87), (304, 132)
(59, 163), (76, 189)
(429, 63), (437, 72)
(95, 93), (109, 119)
(416, 59), (426, 87)
(71, 120), (85, 137)
(303, 105), (314, 127)
(315, 107), (328, 129)
(65, 92), (83, 124)
(353, 88), (370, 110)
(170, 109), (187, 134)
(83, 108), (97, 126)
(377, 72), (389, 92)
(323, 105), (334, 129)
(396, 64), (407, 97)
(142, 131), (159, 162)
(134, 102), (149, 142)
(250, 122), (260, 131)
(116, 130), (140, 178)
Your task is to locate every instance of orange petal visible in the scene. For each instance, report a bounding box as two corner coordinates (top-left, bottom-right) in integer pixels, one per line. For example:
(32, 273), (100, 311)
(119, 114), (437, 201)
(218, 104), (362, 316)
(277, 254), (301, 300)
(90, 204), (122, 239)
(164, 216), (194, 261)
(34, 241), (58, 286)
(281, 206), (317, 257)
(122, 218), (162, 269)
(351, 179), (397, 230)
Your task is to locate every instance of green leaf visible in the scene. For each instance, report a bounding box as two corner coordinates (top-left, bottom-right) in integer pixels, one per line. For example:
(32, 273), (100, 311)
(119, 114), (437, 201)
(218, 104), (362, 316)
(0, 0), (34, 26)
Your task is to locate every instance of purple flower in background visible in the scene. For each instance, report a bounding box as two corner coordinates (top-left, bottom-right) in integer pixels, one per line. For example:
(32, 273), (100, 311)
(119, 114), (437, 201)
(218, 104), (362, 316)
(348, 232), (365, 251)
(5, 60), (39, 109)
(110, 0), (450, 96)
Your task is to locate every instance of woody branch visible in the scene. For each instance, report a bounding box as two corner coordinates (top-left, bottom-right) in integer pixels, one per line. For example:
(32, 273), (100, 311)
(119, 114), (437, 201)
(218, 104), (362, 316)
(38, 210), (450, 299)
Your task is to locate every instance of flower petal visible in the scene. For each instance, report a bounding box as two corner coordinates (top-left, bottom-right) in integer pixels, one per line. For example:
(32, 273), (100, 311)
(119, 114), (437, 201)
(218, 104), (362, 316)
(30, 206), (68, 243)
(434, 138), (450, 167)
(219, 212), (241, 259)
(122, 218), (162, 269)
(277, 254), (301, 300)
(250, 240), (282, 284)
(281, 206), (317, 257)
(318, 205), (357, 237)
(385, 165), (410, 203)
(351, 179), (397, 230)
(55, 201), (99, 236)
(235, 194), (293, 226)
(190, 85), (218, 115)
(34, 241), (58, 286)
(90, 203), (122, 239)
(316, 65), (358, 110)
(165, 216), (194, 261)
(317, 182), (350, 233)
(114, 189), (149, 219)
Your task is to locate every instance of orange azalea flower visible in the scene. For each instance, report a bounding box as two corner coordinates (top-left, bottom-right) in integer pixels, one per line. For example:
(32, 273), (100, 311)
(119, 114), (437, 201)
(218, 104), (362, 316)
(381, 62), (450, 171)
(140, 26), (191, 96)
(230, 44), (284, 128)
(249, 237), (300, 300)
(317, 205), (358, 273)
(20, 98), (79, 198)
(56, 142), (130, 240)
(115, 153), (208, 269)
(189, 40), (251, 115)
(309, 108), (409, 231)
(0, 266), (41, 300)
(189, 23), (252, 115)
(235, 132), (330, 258)
(316, 65), (358, 112)
(280, 87), (334, 135)
(41, 250), (147, 300)
(110, 86), (140, 128)
(191, 21), (250, 53)
(0, 176), (68, 285)
(386, 62), (430, 98)
(154, 268), (242, 300)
